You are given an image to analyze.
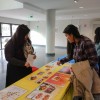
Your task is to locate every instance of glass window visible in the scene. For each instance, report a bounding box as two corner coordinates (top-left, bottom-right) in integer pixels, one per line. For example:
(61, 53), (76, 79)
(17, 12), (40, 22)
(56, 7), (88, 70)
(0, 37), (1, 50)
(1, 37), (11, 49)
(12, 25), (18, 35)
(1, 24), (11, 36)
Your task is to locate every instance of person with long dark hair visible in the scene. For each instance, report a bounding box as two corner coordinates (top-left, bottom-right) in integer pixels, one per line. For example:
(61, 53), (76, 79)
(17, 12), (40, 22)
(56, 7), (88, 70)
(94, 27), (100, 76)
(5, 24), (36, 87)
(57, 24), (100, 100)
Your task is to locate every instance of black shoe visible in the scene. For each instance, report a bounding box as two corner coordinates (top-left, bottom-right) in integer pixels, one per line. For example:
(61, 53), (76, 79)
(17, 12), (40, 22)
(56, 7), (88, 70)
(73, 96), (83, 100)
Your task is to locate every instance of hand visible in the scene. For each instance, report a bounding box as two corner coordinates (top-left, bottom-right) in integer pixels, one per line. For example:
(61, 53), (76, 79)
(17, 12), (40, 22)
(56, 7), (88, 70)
(57, 61), (61, 66)
(24, 62), (30, 68)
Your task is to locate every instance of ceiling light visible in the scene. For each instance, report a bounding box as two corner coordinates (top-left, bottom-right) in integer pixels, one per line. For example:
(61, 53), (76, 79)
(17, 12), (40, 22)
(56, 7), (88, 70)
(79, 6), (84, 8)
(74, 0), (79, 3)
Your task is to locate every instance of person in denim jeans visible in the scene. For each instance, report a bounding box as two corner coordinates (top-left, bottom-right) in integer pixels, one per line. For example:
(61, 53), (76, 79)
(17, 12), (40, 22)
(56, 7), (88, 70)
(57, 24), (100, 100)
(94, 27), (100, 77)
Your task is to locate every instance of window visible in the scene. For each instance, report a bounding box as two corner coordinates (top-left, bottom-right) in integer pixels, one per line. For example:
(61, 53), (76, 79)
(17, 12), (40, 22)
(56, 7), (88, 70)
(0, 23), (19, 50)
(1, 37), (11, 49)
(1, 24), (11, 36)
(12, 25), (18, 35)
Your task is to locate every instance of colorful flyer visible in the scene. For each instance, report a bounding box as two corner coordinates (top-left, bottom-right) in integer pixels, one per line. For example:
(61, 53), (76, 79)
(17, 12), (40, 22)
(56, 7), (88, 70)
(0, 85), (27, 100)
(27, 82), (61, 100)
(27, 90), (51, 100)
(30, 75), (37, 80)
(59, 66), (72, 74)
(37, 72), (44, 75)
(36, 78), (44, 84)
(46, 72), (71, 86)
(45, 61), (58, 70)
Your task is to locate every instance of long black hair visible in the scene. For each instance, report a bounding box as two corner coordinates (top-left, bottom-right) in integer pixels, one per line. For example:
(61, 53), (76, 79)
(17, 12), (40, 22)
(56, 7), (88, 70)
(94, 27), (100, 44)
(12, 24), (30, 49)
(63, 24), (80, 59)
(63, 24), (81, 38)
(67, 41), (75, 59)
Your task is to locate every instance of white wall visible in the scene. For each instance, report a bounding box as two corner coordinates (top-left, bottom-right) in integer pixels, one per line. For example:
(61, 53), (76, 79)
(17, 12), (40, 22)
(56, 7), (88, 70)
(0, 17), (29, 25)
(30, 21), (46, 46)
(30, 19), (97, 47)
(55, 19), (80, 47)
(0, 17), (99, 47)
(79, 19), (94, 41)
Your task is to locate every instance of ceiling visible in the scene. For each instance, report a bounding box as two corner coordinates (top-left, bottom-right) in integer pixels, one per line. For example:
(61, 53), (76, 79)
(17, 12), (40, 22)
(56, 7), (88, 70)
(0, 0), (100, 21)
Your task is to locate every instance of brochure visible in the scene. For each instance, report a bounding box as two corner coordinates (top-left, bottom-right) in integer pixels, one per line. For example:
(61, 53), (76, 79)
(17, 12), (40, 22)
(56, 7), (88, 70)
(27, 82), (61, 100)
(0, 85), (27, 100)
(46, 72), (71, 86)
(59, 66), (72, 74)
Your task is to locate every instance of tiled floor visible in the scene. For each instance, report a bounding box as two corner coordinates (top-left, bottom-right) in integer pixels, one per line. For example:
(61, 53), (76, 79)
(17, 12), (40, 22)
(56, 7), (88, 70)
(0, 46), (66, 90)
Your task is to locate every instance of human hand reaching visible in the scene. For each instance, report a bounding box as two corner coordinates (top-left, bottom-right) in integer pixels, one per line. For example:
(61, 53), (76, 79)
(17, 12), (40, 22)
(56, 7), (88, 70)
(24, 62), (30, 68)
(57, 61), (61, 66)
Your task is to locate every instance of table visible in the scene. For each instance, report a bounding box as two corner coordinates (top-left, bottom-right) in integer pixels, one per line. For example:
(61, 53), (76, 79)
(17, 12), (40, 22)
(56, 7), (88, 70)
(0, 61), (73, 100)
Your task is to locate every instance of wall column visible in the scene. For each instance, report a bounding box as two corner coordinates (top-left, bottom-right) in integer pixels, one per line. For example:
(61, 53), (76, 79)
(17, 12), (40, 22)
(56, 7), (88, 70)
(46, 9), (55, 55)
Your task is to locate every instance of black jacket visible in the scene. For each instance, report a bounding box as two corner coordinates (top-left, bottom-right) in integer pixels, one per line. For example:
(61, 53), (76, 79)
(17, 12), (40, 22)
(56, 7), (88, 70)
(5, 39), (32, 87)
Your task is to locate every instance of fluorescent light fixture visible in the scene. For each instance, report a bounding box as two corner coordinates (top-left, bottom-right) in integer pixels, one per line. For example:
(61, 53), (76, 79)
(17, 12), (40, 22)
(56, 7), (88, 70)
(74, 0), (79, 3)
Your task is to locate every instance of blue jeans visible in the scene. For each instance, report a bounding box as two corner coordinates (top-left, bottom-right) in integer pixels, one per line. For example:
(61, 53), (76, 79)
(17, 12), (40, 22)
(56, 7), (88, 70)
(98, 56), (100, 76)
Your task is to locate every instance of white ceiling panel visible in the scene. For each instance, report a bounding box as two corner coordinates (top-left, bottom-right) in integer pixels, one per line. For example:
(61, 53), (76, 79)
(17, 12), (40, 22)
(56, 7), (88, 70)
(0, 0), (100, 21)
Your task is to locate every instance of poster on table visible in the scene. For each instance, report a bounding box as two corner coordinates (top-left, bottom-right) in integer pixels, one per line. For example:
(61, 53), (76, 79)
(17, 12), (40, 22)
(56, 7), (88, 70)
(27, 82), (61, 100)
(46, 72), (71, 86)
(58, 66), (72, 74)
(45, 61), (58, 70)
(0, 85), (27, 100)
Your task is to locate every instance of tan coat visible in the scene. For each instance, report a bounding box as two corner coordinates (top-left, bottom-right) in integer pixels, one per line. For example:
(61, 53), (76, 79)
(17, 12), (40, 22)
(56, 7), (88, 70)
(71, 60), (100, 100)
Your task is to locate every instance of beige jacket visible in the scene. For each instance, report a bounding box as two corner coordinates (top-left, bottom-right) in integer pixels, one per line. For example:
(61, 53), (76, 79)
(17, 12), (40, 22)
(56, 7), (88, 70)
(71, 60), (100, 100)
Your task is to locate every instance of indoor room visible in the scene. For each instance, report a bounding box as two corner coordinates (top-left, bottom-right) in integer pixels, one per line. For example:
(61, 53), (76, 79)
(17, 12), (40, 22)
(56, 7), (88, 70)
(0, 0), (100, 100)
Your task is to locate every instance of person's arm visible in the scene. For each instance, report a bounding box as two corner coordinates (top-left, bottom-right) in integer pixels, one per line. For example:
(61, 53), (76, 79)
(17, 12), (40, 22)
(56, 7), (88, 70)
(57, 57), (71, 66)
(60, 57), (69, 64)
(5, 40), (26, 67)
(84, 40), (99, 71)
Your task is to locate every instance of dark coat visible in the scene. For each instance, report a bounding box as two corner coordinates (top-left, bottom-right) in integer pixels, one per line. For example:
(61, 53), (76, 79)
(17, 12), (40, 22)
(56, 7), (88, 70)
(5, 39), (32, 87)
(98, 56), (100, 76)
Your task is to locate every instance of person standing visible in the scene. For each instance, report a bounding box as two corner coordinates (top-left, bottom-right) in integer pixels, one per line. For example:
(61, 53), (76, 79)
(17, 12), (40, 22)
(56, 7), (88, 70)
(57, 24), (100, 100)
(5, 24), (36, 87)
(94, 27), (100, 76)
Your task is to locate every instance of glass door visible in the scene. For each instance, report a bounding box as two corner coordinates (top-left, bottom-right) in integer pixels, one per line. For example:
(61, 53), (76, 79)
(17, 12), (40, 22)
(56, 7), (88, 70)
(0, 23), (19, 50)
(0, 23), (11, 49)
